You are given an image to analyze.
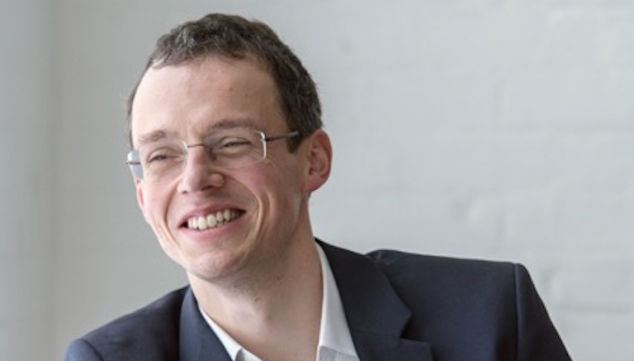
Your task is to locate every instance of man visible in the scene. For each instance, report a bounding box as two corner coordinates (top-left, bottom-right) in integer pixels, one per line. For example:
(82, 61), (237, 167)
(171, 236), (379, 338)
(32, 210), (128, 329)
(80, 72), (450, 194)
(66, 13), (572, 361)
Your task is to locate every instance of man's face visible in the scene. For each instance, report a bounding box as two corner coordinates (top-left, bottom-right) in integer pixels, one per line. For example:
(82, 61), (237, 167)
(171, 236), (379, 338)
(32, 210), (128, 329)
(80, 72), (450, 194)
(130, 56), (329, 283)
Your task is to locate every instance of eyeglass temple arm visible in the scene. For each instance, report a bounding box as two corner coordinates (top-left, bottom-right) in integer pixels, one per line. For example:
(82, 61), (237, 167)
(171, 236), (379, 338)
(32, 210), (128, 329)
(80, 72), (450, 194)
(264, 131), (299, 142)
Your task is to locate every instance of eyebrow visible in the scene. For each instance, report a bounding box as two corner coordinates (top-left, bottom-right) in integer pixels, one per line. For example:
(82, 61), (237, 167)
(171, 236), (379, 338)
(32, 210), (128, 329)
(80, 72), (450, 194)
(135, 118), (262, 147)
(204, 118), (260, 132)
(136, 130), (170, 147)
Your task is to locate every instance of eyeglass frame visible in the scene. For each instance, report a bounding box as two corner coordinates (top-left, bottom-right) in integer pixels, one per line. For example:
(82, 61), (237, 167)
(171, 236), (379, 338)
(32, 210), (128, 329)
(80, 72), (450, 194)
(126, 129), (300, 180)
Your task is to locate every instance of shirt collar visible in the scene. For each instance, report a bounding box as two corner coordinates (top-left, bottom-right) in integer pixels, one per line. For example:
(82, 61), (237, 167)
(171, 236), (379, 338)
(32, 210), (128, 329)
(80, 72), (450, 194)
(315, 242), (358, 358)
(197, 242), (358, 361)
(198, 304), (243, 360)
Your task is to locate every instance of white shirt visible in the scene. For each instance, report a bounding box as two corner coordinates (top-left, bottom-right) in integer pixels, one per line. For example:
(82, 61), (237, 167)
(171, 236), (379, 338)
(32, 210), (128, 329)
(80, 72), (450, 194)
(198, 243), (359, 361)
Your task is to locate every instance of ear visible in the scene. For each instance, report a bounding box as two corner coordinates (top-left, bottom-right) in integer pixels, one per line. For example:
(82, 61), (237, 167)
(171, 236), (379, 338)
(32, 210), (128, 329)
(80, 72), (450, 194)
(303, 129), (333, 193)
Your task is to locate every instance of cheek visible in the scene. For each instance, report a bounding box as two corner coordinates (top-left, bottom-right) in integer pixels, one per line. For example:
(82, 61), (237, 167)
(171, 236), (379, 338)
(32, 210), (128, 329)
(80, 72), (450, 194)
(142, 185), (184, 264)
(253, 167), (303, 217)
(151, 180), (176, 210)
(141, 184), (177, 236)
(143, 191), (165, 222)
(231, 157), (306, 233)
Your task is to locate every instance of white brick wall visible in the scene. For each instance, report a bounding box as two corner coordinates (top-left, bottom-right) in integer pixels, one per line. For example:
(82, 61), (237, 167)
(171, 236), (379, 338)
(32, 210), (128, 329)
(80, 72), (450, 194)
(309, 3), (634, 361)
(3, 1), (630, 360)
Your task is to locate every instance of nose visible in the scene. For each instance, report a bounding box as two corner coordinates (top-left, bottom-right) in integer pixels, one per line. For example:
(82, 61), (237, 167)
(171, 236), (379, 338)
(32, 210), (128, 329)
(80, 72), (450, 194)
(176, 145), (225, 194)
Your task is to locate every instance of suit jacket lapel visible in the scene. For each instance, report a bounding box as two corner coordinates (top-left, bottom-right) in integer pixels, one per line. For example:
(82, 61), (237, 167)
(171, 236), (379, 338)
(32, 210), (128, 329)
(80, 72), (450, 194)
(320, 241), (434, 361)
(179, 288), (232, 361)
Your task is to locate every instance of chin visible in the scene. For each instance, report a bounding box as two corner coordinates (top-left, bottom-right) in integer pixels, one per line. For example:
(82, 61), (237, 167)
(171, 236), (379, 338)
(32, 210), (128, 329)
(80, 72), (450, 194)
(185, 251), (247, 283)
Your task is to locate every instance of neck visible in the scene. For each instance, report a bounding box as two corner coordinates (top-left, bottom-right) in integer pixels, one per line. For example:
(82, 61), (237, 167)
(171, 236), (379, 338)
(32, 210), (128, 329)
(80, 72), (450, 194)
(188, 231), (323, 361)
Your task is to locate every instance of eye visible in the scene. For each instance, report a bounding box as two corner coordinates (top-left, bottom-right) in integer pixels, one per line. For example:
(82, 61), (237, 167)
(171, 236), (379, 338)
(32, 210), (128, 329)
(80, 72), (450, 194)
(220, 137), (252, 148)
(212, 137), (255, 156)
(204, 129), (260, 158)
(144, 146), (183, 164)
(148, 153), (170, 163)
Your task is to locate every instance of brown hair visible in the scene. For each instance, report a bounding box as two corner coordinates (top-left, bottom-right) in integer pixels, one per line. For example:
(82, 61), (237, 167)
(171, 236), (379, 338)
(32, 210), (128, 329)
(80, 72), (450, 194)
(127, 13), (322, 150)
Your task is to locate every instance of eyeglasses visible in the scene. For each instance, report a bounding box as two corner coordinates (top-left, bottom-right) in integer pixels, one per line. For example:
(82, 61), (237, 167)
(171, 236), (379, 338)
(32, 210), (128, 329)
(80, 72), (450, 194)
(126, 128), (299, 181)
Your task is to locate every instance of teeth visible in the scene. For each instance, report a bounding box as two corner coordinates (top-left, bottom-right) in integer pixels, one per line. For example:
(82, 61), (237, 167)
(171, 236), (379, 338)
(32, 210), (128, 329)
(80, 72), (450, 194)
(197, 216), (208, 230)
(206, 214), (217, 228)
(186, 209), (240, 230)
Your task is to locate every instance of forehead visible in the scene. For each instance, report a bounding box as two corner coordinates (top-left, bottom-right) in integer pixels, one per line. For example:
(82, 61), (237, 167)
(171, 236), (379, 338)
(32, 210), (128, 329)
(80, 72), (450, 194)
(130, 55), (284, 147)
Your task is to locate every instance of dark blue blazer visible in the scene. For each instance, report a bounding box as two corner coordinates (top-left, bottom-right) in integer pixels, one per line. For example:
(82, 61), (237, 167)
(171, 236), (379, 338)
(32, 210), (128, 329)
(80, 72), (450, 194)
(65, 241), (572, 361)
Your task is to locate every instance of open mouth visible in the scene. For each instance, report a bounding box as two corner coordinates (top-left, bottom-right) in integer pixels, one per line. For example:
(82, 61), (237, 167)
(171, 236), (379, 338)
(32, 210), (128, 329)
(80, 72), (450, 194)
(182, 209), (245, 231)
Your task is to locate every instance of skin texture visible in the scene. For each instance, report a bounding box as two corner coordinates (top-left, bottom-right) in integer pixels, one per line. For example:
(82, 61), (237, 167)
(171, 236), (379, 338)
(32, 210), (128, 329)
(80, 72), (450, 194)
(130, 55), (332, 361)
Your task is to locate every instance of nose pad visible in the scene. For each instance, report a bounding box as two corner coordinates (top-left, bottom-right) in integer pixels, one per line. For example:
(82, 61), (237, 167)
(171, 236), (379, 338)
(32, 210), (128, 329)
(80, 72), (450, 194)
(176, 146), (225, 194)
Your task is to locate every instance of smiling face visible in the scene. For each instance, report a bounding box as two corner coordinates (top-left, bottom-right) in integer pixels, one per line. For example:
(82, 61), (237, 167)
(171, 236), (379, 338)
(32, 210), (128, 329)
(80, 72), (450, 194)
(130, 55), (331, 284)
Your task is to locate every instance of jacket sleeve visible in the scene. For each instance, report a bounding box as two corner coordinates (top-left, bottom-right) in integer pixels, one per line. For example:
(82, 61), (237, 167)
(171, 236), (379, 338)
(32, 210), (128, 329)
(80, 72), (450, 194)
(514, 263), (573, 361)
(64, 338), (104, 361)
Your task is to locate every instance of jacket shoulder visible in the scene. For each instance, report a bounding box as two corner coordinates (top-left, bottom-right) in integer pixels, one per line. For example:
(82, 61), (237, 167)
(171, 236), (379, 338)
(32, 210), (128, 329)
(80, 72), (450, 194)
(367, 248), (517, 283)
(365, 249), (571, 360)
(366, 249), (520, 327)
(65, 287), (187, 361)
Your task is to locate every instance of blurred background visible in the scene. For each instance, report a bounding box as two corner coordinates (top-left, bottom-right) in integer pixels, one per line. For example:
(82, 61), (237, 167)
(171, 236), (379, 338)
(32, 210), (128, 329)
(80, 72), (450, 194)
(2, 1), (633, 360)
